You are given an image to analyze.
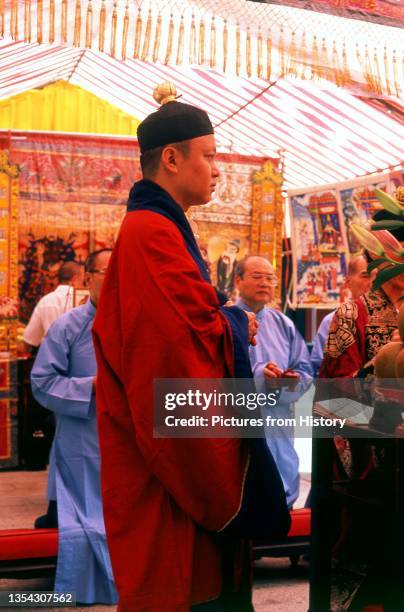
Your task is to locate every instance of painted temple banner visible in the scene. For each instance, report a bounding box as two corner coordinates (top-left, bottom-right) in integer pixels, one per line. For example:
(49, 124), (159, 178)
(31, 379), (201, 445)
(291, 189), (348, 308)
(290, 171), (403, 308)
(339, 179), (388, 253)
(0, 149), (19, 350)
(190, 156), (282, 299)
(250, 161), (284, 304)
(5, 132), (281, 320)
(10, 132), (141, 323)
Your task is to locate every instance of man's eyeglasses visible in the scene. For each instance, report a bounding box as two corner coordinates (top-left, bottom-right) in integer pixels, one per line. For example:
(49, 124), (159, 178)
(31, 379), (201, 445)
(247, 273), (278, 286)
(88, 268), (108, 275)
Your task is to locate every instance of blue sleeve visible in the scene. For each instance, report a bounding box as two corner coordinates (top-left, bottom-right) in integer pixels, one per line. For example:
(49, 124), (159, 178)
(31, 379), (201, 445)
(278, 325), (312, 403)
(220, 305), (253, 378)
(311, 314), (333, 377)
(31, 322), (95, 419)
(252, 316), (312, 402)
(288, 325), (313, 382)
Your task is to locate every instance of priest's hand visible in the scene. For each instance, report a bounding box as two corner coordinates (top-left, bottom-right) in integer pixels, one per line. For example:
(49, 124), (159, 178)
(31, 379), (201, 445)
(281, 368), (300, 390)
(245, 311), (258, 346)
(263, 361), (283, 378)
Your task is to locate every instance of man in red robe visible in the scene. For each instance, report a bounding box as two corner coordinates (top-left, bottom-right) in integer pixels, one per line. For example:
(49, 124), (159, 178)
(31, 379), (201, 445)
(93, 84), (289, 611)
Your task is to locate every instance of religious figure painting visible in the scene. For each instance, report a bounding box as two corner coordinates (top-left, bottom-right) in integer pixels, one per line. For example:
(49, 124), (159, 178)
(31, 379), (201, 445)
(340, 181), (387, 253)
(18, 202), (90, 323)
(191, 220), (250, 299)
(291, 190), (348, 308)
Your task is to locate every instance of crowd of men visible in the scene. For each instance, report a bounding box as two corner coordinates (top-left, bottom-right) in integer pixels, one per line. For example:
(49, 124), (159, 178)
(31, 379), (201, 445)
(24, 87), (403, 610)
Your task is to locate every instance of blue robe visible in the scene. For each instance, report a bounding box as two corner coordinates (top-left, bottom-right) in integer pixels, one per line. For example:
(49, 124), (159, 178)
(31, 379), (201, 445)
(237, 300), (313, 507)
(310, 311), (335, 376)
(31, 300), (117, 605)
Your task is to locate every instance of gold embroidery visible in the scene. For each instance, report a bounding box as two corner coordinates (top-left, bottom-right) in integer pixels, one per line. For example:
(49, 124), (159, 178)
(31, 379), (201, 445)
(325, 301), (358, 359)
(363, 289), (397, 360)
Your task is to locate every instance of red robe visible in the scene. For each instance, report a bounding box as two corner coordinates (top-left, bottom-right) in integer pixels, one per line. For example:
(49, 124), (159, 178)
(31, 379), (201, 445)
(93, 211), (249, 611)
(319, 289), (398, 480)
(320, 288), (397, 378)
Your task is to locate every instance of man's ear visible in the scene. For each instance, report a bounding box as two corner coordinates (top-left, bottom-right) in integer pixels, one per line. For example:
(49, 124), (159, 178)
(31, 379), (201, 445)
(160, 146), (179, 174)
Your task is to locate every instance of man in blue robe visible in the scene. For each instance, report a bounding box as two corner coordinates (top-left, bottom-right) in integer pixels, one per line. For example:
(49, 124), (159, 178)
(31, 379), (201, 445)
(31, 249), (117, 605)
(236, 256), (313, 507)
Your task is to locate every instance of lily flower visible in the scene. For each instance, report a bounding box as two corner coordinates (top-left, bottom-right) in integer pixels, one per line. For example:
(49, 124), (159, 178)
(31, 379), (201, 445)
(373, 230), (404, 263)
(350, 223), (385, 256)
(375, 188), (404, 216)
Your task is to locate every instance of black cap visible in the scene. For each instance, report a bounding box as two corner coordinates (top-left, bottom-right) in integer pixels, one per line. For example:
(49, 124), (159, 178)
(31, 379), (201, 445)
(137, 82), (214, 154)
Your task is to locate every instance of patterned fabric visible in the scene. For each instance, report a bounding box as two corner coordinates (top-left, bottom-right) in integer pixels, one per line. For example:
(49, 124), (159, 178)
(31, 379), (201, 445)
(362, 290), (398, 361)
(323, 288), (397, 369)
(325, 301), (359, 359)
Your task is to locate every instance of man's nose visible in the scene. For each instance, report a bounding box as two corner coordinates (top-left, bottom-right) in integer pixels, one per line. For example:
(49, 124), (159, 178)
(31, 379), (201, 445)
(212, 162), (220, 178)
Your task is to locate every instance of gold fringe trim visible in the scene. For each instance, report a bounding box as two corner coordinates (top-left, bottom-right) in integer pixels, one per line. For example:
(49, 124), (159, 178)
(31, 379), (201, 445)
(37, 0), (43, 44)
(383, 46), (392, 96)
(363, 44), (374, 92)
(332, 40), (341, 87)
(24, 0), (31, 43)
(176, 16), (184, 65)
(392, 49), (400, 98)
(133, 8), (142, 59)
(189, 14), (196, 64)
(198, 18), (205, 65)
(121, 2), (129, 60)
(257, 28), (263, 79)
(141, 9), (152, 62)
(10, 0), (18, 40)
(0, 6), (396, 98)
(49, 0), (55, 43)
(164, 13), (174, 65)
(299, 31), (307, 79)
(311, 35), (319, 79)
(210, 16), (216, 69)
(341, 41), (351, 86)
(99, 0), (106, 53)
(278, 28), (286, 76)
(266, 31), (272, 81)
(372, 47), (382, 95)
(153, 12), (162, 63)
(318, 37), (328, 80)
(236, 23), (241, 76)
(246, 27), (251, 77)
(61, 0), (68, 44)
(222, 19), (228, 73)
(0, 0), (4, 38)
(288, 31), (298, 77)
(110, 0), (118, 58)
(73, 0), (81, 47)
(85, 0), (93, 49)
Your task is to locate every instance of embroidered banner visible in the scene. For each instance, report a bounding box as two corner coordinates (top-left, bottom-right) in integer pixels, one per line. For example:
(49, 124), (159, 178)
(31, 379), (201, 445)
(0, 146), (19, 351)
(10, 132), (141, 322)
(9, 133), (275, 316)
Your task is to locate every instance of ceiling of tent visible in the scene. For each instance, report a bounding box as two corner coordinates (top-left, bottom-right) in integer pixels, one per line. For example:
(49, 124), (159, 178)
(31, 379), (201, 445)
(0, 0), (403, 190)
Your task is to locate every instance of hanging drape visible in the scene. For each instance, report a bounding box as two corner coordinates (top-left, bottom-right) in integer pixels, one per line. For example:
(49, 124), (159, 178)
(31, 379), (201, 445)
(0, 81), (140, 135)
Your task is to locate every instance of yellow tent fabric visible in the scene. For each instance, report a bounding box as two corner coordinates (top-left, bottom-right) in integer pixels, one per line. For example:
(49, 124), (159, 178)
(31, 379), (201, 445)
(0, 81), (140, 135)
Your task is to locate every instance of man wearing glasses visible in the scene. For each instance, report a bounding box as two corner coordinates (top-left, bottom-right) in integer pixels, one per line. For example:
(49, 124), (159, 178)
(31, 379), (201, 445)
(236, 256), (313, 508)
(31, 249), (117, 605)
